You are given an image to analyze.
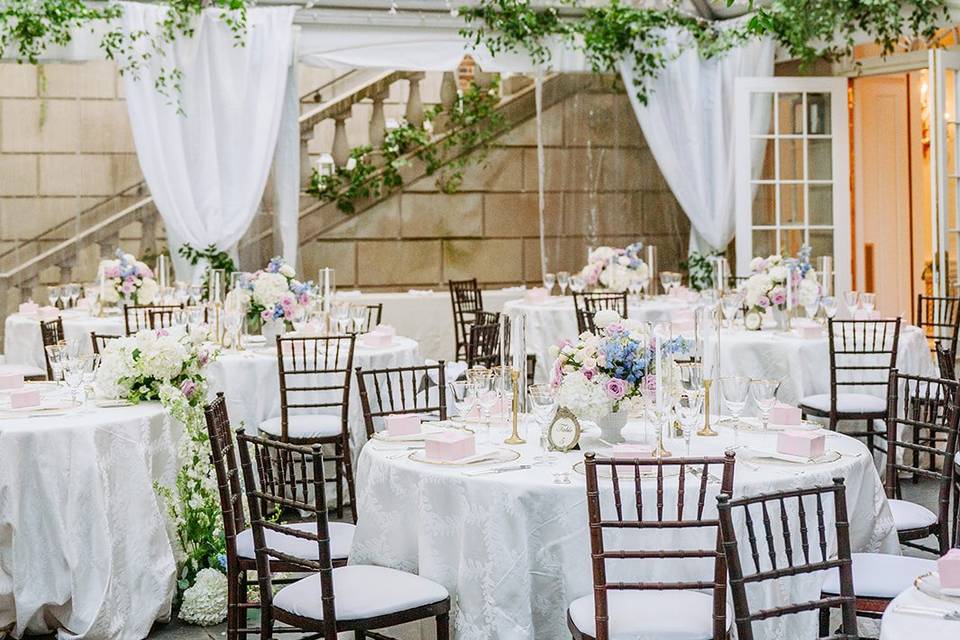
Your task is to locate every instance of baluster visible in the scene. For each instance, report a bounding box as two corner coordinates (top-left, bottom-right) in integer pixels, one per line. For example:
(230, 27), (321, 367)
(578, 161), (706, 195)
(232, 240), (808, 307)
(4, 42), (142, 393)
(656, 464), (664, 521)
(744, 505), (761, 573)
(815, 492), (828, 561)
(369, 91), (387, 149)
(436, 71), (458, 131)
(634, 464), (643, 522)
(404, 73), (425, 127)
(779, 496), (794, 567)
(676, 462), (685, 521)
(300, 126), (316, 188)
(98, 233), (119, 259)
(58, 257), (75, 285)
(331, 112), (352, 168)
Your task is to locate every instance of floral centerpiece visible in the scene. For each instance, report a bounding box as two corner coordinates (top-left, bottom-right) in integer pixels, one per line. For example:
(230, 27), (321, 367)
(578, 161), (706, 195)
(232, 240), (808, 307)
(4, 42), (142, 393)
(741, 248), (819, 329)
(230, 257), (312, 328)
(579, 242), (650, 292)
(95, 329), (225, 620)
(99, 249), (159, 305)
(549, 309), (690, 440)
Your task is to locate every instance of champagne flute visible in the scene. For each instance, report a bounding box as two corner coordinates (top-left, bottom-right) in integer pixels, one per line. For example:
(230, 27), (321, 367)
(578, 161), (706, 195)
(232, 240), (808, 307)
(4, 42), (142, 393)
(557, 271), (571, 296)
(750, 378), (780, 431)
(677, 362), (704, 455)
(528, 383), (557, 462)
(543, 272), (556, 295)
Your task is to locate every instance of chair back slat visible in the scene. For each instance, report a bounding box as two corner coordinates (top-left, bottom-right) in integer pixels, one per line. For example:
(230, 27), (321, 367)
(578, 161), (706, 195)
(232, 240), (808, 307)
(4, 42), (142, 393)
(466, 311), (502, 369)
(583, 451), (736, 640)
(917, 295), (960, 359)
(936, 340), (956, 380)
(573, 292), (629, 334)
(276, 335), (355, 442)
(449, 278), (484, 360)
(39, 317), (66, 379)
(90, 332), (120, 355)
(123, 303), (183, 335)
(826, 318), (900, 398)
(717, 480), (858, 640)
(356, 362), (448, 438)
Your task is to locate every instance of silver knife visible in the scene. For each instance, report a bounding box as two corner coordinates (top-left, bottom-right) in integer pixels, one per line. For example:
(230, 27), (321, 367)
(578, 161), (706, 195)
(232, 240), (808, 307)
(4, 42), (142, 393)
(465, 464), (532, 476)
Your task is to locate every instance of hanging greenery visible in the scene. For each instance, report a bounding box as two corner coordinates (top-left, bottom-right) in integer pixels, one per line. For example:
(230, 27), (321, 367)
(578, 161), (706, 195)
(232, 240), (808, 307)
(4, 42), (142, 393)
(458, 0), (950, 104)
(308, 79), (507, 213)
(0, 0), (249, 105)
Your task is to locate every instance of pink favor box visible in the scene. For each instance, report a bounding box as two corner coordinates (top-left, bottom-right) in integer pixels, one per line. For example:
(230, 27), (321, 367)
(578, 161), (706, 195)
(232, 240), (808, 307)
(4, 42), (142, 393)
(939, 548), (960, 590)
(0, 373), (24, 390)
(10, 388), (41, 409)
(362, 332), (393, 348)
(424, 431), (476, 462)
(383, 413), (421, 437)
(18, 301), (39, 315)
(525, 287), (549, 304)
(770, 403), (802, 426)
(612, 443), (654, 458)
(777, 430), (825, 459)
(373, 324), (396, 339)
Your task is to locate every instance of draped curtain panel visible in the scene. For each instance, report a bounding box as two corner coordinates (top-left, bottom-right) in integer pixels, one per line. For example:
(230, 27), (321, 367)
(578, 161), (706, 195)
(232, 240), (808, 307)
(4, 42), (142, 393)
(621, 30), (775, 253)
(120, 2), (296, 280)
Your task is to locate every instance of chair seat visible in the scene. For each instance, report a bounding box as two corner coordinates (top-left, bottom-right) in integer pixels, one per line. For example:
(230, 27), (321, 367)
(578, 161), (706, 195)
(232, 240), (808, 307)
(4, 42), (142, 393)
(888, 499), (938, 530)
(567, 590), (729, 640)
(798, 393), (886, 415)
(236, 521), (355, 562)
(259, 414), (341, 440)
(821, 553), (937, 599)
(273, 565), (448, 622)
(0, 363), (46, 379)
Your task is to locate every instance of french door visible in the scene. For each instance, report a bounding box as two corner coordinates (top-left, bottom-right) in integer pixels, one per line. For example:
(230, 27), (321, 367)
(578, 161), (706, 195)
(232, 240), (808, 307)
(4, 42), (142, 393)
(930, 49), (960, 297)
(734, 77), (851, 292)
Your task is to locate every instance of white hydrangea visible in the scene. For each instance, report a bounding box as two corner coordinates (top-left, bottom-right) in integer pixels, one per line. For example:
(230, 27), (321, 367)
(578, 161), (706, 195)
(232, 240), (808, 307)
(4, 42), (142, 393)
(557, 370), (612, 421)
(279, 263), (296, 278)
(94, 336), (137, 399)
(178, 568), (228, 626)
(100, 283), (120, 304)
(798, 278), (820, 306)
(588, 246), (619, 263)
(138, 277), (159, 304)
(598, 263), (633, 292)
(252, 272), (290, 309)
(593, 309), (620, 329)
(136, 331), (190, 380)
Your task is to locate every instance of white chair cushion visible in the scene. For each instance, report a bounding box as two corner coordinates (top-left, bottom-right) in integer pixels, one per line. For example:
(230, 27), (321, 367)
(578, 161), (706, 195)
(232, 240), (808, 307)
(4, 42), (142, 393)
(567, 590), (730, 640)
(236, 521), (355, 562)
(821, 553), (937, 598)
(888, 499), (938, 530)
(273, 565), (448, 621)
(0, 363), (46, 378)
(259, 414), (341, 439)
(798, 393), (886, 414)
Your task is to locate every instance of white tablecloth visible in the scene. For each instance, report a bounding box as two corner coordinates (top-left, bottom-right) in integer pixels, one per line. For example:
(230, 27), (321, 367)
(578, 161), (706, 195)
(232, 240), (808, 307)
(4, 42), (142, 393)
(4, 311), (124, 371)
(351, 422), (898, 640)
(502, 296), (688, 382)
(702, 325), (935, 406)
(339, 289), (521, 362)
(0, 401), (180, 640)
(205, 336), (421, 451)
(880, 585), (959, 639)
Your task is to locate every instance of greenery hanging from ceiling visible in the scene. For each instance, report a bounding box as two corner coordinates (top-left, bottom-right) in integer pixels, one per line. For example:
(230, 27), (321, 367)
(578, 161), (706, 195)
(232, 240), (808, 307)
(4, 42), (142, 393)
(458, 0), (950, 104)
(0, 0), (248, 104)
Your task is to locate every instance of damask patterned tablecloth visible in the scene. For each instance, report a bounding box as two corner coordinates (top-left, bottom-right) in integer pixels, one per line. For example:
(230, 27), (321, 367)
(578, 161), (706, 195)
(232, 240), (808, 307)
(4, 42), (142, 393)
(0, 402), (180, 640)
(351, 422), (899, 640)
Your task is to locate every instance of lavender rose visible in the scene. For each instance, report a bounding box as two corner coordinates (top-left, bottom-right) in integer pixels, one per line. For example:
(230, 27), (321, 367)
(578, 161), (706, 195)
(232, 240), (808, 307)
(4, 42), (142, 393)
(605, 377), (628, 400)
(180, 379), (197, 399)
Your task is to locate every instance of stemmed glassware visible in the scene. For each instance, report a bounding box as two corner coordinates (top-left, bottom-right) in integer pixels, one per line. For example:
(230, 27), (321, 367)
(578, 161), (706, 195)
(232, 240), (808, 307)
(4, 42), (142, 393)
(64, 284), (80, 309)
(527, 383), (557, 462)
(721, 292), (742, 329)
(860, 293), (876, 313)
(660, 271), (682, 294)
(188, 284), (204, 306)
(62, 356), (86, 404)
(750, 378), (780, 431)
(333, 303), (351, 334)
(83, 283), (100, 310)
(557, 271), (570, 296)
(677, 362), (704, 456)
(843, 291), (859, 317)
(804, 296), (820, 321)
(543, 273), (556, 295)
(48, 286), (61, 309)
(44, 344), (67, 384)
(474, 372), (498, 444)
(448, 381), (478, 427)
(820, 296), (839, 324)
(569, 275), (586, 294)
(81, 353), (100, 407)
(719, 376), (750, 438)
(349, 305), (367, 333)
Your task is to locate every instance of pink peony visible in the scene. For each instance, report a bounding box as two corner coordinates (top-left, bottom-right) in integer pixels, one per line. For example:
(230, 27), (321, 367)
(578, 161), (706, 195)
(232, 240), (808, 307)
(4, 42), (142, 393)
(605, 322), (624, 334)
(605, 378), (628, 400)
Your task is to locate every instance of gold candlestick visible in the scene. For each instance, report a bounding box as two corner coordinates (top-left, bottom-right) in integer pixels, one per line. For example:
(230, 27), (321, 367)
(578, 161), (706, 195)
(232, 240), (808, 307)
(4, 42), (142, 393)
(213, 303), (223, 346)
(504, 368), (526, 445)
(698, 378), (718, 436)
(653, 409), (671, 458)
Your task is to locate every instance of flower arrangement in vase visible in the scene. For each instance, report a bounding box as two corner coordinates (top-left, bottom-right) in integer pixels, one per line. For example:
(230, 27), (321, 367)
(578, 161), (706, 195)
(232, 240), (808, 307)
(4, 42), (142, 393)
(579, 242), (650, 292)
(99, 249), (159, 306)
(229, 257), (313, 331)
(549, 309), (691, 440)
(740, 247), (819, 330)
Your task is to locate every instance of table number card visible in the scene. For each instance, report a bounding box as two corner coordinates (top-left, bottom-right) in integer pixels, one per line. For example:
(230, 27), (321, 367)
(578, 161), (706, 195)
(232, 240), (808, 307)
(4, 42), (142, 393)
(547, 406), (581, 452)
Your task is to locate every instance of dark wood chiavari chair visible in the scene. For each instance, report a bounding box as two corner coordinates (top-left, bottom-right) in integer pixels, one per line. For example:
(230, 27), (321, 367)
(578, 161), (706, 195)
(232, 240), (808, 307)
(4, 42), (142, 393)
(259, 335), (357, 521)
(449, 278), (484, 361)
(466, 312), (501, 369)
(123, 303), (183, 335)
(566, 451), (736, 640)
(717, 480), (859, 640)
(360, 303), (383, 333)
(936, 340), (956, 380)
(204, 394), (355, 640)
(356, 362), (448, 439)
(573, 292), (629, 334)
(916, 295), (960, 360)
(944, 341), (960, 546)
(798, 318), (901, 453)
(90, 332), (120, 355)
(39, 317), (65, 380)
(883, 370), (959, 555)
(235, 431), (450, 640)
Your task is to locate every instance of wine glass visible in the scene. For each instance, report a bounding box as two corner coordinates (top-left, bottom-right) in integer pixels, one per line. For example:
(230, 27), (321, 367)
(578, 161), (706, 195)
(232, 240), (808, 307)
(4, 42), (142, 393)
(350, 305), (367, 334)
(843, 291), (859, 317)
(62, 356), (86, 404)
(44, 344), (67, 384)
(860, 293), (876, 313)
(474, 373), (498, 443)
(569, 275), (586, 294)
(719, 376), (750, 438)
(48, 286), (61, 309)
(528, 384), (557, 461)
(80, 354), (100, 407)
(64, 284), (80, 308)
(223, 309), (244, 349)
(750, 378), (780, 431)
(543, 272), (556, 295)
(333, 303), (351, 334)
(821, 296), (839, 322)
(449, 381), (478, 426)
(721, 293), (742, 329)
(174, 282), (190, 306)
(83, 283), (100, 309)
(804, 297), (820, 321)
(188, 284), (204, 306)
(557, 271), (571, 296)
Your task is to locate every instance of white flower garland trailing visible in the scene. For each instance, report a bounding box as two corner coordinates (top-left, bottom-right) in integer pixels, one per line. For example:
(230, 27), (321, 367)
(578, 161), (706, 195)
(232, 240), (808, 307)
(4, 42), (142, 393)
(95, 329), (227, 623)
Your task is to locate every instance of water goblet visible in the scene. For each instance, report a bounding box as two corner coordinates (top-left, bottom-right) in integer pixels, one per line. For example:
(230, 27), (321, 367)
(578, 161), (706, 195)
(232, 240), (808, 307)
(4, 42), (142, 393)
(48, 286), (61, 309)
(474, 374), (498, 443)
(528, 383), (557, 462)
(804, 298), (820, 321)
(449, 381), (478, 426)
(860, 293), (876, 313)
(64, 283), (80, 308)
(821, 296), (839, 322)
(557, 271), (571, 296)
(721, 293), (742, 329)
(677, 390), (704, 456)
(543, 273), (556, 295)
(750, 378), (780, 431)
(569, 275), (586, 294)
(843, 291), (859, 317)
(719, 376), (750, 439)
(62, 356), (86, 404)
(44, 344), (67, 384)
(80, 354), (100, 407)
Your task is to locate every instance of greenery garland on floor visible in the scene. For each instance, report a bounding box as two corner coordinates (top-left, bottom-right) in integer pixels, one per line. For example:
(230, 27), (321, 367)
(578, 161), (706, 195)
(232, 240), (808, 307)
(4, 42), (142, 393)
(307, 79), (507, 213)
(458, 0), (950, 104)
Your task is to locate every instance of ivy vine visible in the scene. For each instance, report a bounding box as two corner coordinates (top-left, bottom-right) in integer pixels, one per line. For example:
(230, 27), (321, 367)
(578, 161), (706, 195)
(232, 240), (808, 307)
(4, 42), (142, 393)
(308, 79), (507, 213)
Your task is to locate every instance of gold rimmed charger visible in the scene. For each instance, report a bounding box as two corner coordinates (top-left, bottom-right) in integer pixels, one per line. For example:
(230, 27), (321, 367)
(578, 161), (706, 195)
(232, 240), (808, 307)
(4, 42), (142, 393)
(407, 446), (519, 467)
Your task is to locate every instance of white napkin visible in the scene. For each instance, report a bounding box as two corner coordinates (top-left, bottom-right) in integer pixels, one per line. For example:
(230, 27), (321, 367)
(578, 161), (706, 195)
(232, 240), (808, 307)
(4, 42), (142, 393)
(743, 447), (829, 465)
(425, 359), (468, 384)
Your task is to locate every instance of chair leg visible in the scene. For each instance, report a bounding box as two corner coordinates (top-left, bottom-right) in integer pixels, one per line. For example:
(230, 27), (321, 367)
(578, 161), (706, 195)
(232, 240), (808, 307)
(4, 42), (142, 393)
(911, 425), (921, 484)
(867, 419), (875, 454)
(227, 564), (238, 640)
(343, 435), (358, 524)
(436, 613), (450, 640)
(238, 569), (250, 640)
(334, 441), (344, 520)
(818, 606), (830, 637)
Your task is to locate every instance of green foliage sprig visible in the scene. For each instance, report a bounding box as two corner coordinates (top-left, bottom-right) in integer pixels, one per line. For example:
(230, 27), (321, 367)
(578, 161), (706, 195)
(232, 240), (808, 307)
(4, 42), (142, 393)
(308, 79), (507, 213)
(178, 242), (237, 300)
(680, 250), (723, 292)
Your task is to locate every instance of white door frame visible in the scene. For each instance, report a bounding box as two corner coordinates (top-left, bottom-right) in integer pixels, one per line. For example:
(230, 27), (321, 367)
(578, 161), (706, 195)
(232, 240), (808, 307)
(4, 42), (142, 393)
(734, 76), (851, 293)
(930, 49), (960, 296)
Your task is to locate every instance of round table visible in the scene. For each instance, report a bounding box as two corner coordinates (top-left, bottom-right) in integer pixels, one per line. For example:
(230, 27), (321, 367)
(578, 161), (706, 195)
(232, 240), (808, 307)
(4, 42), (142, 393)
(502, 296), (688, 382)
(351, 421), (899, 640)
(701, 325), (935, 406)
(4, 310), (124, 371)
(0, 399), (180, 640)
(880, 585), (959, 639)
(205, 335), (421, 451)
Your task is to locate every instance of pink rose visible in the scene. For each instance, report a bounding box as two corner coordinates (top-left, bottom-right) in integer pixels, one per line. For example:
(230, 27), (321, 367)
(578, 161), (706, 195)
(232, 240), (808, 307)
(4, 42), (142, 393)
(155, 329), (169, 337)
(605, 322), (624, 334)
(121, 279), (136, 294)
(551, 360), (564, 387)
(260, 309), (273, 321)
(644, 375), (657, 393)
(105, 266), (121, 278)
(769, 287), (786, 306)
(757, 296), (770, 308)
(605, 378), (628, 400)
(180, 379), (197, 399)
(582, 367), (597, 381)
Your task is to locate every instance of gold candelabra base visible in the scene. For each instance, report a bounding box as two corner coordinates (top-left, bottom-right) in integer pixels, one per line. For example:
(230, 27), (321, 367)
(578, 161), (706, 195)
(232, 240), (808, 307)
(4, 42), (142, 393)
(697, 378), (718, 437)
(654, 410), (672, 458)
(504, 368), (526, 445)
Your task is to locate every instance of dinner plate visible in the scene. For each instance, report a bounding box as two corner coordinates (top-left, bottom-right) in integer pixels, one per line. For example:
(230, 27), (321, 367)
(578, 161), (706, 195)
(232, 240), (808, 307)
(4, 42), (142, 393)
(734, 417), (821, 432)
(408, 446), (519, 467)
(915, 572), (960, 605)
(738, 447), (841, 467)
(372, 422), (447, 443)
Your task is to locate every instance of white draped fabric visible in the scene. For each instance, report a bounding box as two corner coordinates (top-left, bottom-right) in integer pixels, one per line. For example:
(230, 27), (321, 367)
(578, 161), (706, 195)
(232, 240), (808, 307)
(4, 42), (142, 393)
(120, 2), (296, 280)
(272, 57), (302, 269)
(622, 31), (775, 252)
